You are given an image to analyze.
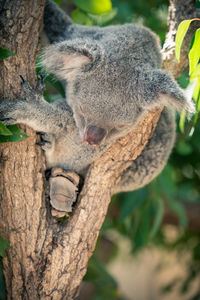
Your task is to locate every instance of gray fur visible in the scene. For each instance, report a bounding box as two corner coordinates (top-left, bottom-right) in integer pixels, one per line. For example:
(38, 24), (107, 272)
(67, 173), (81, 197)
(0, 0), (194, 194)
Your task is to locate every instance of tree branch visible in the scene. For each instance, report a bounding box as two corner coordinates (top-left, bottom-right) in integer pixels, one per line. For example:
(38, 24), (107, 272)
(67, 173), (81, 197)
(0, 0), (198, 299)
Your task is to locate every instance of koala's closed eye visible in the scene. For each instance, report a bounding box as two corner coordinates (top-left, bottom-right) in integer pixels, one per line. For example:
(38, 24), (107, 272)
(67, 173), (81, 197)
(115, 124), (130, 130)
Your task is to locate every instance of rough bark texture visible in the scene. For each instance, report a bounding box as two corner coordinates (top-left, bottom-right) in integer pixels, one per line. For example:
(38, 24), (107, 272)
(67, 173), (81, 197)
(0, 0), (198, 299)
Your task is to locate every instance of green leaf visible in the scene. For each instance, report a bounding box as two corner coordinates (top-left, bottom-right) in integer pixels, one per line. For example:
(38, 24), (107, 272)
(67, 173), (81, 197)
(119, 189), (147, 223)
(85, 255), (117, 288)
(132, 202), (151, 252)
(0, 48), (15, 60)
(190, 64), (200, 81)
(0, 237), (10, 258)
(189, 28), (200, 74)
(175, 20), (193, 61)
(176, 139), (193, 156)
(150, 198), (164, 238)
(72, 9), (93, 25)
(0, 121), (12, 136)
(192, 77), (200, 101)
(71, 0), (112, 15)
(166, 199), (188, 228)
(0, 125), (28, 143)
(179, 110), (186, 132)
(88, 8), (118, 26)
(0, 259), (6, 300)
(45, 74), (65, 98)
(53, 0), (63, 4)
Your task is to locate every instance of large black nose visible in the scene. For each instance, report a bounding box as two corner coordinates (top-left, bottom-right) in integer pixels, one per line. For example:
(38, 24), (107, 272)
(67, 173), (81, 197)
(83, 126), (106, 146)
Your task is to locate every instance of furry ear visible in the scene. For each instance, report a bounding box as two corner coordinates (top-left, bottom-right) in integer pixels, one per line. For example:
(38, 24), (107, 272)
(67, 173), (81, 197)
(40, 39), (103, 80)
(142, 70), (195, 115)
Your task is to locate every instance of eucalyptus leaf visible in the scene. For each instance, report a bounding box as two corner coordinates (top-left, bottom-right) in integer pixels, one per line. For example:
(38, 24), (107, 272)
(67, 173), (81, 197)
(0, 125), (28, 143)
(0, 259), (6, 300)
(175, 20), (193, 61)
(176, 139), (193, 156)
(132, 202), (150, 252)
(190, 64), (200, 81)
(150, 198), (164, 238)
(85, 255), (117, 288)
(119, 189), (148, 223)
(189, 28), (200, 74)
(166, 199), (187, 228)
(45, 74), (65, 98)
(179, 110), (186, 133)
(0, 48), (15, 60)
(88, 8), (118, 26)
(71, 0), (112, 15)
(72, 9), (93, 25)
(0, 121), (12, 136)
(192, 77), (200, 101)
(0, 237), (10, 258)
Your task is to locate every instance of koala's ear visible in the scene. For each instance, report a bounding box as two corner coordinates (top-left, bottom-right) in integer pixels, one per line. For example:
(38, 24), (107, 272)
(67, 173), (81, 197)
(142, 70), (195, 115)
(40, 39), (103, 80)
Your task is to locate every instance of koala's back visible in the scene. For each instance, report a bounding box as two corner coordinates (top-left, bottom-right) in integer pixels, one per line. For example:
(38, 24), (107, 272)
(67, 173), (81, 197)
(62, 23), (162, 69)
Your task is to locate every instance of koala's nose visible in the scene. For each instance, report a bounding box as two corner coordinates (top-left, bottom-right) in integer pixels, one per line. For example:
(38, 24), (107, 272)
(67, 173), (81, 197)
(83, 125), (106, 146)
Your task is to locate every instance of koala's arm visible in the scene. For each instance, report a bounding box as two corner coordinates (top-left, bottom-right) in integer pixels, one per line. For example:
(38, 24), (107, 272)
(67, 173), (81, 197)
(114, 108), (175, 194)
(0, 80), (74, 134)
(137, 68), (195, 114)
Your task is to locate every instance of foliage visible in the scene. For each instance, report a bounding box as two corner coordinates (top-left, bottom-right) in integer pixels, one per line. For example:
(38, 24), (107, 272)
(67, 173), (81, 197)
(175, 19), (200, 130)
(0, 237), (9, 300)
(0, 48), (15, 60)
(0, 237), (10, 258)
(71, 0), (112, 15)
(0, 48), (28, 143)
(84, 255), (126, 299)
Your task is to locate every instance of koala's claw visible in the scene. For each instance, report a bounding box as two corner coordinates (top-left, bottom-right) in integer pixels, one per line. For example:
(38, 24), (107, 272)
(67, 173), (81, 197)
(0, 117), (16, 124)
(20, 76), (35, 98)
(20, 75), (45, 97)
(36, 75), (45, 94)
(19, 75), (25, 83)
(49, 168), (80, 217)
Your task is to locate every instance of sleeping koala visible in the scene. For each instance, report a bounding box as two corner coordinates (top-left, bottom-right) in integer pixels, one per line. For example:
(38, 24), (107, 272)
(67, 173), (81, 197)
(0, 0), (194, 216)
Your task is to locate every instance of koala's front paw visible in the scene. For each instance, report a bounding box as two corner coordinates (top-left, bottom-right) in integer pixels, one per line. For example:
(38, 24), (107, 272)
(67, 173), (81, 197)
(0, 100), (20, 125)
(49, 168), (80, 217)
(20, 75), (45, 98)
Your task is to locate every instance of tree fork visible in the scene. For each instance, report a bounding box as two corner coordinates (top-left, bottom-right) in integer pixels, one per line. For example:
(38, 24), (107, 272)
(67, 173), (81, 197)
(0, 0), (199, 299)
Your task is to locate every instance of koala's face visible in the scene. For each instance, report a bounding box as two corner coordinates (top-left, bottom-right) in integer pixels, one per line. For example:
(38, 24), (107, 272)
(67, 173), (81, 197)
(67, 69), (143, 146)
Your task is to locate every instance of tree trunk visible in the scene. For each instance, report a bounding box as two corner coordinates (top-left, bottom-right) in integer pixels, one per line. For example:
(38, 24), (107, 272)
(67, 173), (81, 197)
(0, 0), (199, 299)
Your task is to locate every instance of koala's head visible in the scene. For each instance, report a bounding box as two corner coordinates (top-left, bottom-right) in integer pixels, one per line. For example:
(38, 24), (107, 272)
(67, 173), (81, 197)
(42, 24), (194, 146)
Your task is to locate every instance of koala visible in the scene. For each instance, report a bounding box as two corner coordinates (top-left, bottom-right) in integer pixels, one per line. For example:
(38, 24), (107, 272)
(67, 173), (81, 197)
(0, 0), (194, 216)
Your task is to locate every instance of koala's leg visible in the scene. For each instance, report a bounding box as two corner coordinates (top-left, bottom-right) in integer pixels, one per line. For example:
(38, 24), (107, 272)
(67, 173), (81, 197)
(49, 168), (80, 217)
(114, 109), (176, 194)
(0, 78), (74, 134)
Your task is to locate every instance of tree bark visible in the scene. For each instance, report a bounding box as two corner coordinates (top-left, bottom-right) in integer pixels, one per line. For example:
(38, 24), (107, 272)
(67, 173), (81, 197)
(0, 0), (199, 299)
